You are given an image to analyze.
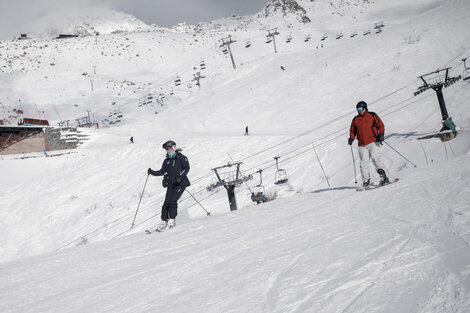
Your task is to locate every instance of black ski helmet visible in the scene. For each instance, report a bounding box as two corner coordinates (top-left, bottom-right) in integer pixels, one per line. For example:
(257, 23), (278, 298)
(356, 101), (367, 110)
(162, 140), (176, 150)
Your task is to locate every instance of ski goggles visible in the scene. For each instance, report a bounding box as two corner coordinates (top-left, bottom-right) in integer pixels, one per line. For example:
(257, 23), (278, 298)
(357, 107), (365, 112)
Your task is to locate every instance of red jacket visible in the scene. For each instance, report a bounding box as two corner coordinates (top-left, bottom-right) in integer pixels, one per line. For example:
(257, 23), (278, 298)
(349, 111), (385, 146)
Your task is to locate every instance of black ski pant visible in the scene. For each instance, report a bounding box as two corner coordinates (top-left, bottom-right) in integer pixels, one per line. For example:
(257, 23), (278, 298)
(161, 185), (186, 221)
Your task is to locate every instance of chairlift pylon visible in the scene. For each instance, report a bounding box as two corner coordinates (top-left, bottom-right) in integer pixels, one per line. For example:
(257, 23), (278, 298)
(274, 156), (288, 185)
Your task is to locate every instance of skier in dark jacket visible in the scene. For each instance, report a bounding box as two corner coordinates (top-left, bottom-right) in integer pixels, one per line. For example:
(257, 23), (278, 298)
(148, 140), (190, 230)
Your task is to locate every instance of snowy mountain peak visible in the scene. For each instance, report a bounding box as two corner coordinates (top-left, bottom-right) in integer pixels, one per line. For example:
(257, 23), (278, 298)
(257, 0), (379, 26)
(260, 0), (311, 23)
(28, 7), (152, 39)
(171, 22), (197, 33)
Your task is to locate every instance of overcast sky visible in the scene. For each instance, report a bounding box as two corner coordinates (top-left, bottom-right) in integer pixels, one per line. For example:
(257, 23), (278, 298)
(0, 0), (268, 40)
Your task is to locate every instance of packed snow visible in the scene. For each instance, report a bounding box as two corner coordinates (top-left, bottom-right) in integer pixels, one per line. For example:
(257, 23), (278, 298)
(1, 0), (470, 312)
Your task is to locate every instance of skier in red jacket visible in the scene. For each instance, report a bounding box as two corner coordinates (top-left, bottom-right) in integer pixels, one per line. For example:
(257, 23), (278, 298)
(349, 101), (389, 187)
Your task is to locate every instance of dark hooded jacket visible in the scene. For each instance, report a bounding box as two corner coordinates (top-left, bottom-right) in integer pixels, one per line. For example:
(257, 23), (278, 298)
(149, 151), (190, 187)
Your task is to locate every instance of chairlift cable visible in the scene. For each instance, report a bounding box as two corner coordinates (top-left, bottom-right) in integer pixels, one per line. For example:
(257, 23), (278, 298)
(240, 94), (431, 178)
(236, 81), (420, 164)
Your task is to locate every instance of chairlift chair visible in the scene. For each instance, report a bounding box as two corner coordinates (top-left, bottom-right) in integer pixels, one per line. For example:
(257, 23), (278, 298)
(174, 76), (181, 86)
(304, 35), (311, 42)
(363, 29), (371, 36)
(251, 169), (268, 204)
(245, 40), (251, 48)
(336, 33), (343, 39)
(321, 34), (328, 41)
(274, 156), (288, 185)
(200, 60), (206, 70)
(266, 37), (273, 44)
(374, 21), (384, 29)
(350, 31), (357, 38)
(222, 47), (228, 54)
(286, 35), (292, 43)
(375, 28), (383, 34)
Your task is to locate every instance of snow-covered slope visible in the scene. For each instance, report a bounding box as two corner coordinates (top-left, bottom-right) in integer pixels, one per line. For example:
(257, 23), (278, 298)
(0, 0), (470, 312)
(1, 153), (470, 313)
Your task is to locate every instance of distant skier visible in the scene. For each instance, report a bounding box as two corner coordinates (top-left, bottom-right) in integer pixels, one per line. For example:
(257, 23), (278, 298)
(280, 66), (285, 71)
(148, 140), (190, 231)
(348, 101), (389, 187)
(130, 136), (134, 144)
(245, 125), (249, 136)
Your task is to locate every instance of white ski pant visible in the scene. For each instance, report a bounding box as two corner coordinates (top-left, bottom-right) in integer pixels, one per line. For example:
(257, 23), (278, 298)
(358, 142), (385, 182)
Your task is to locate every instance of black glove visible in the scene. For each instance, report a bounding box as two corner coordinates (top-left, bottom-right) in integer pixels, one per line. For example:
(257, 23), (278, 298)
(175, 176), (184, 185)
(348, 138), (354, 145)
(377, 133), (384, 145)
(147, 168), (152, 175)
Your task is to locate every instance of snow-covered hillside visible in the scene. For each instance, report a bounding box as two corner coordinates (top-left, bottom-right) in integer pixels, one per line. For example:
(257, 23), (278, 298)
(1, 0), (470, 312)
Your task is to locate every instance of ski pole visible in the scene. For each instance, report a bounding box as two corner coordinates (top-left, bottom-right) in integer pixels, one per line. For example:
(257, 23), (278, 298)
(350, 145), (357, 184)
(131, 174), (149, 229)
(383, 140), (417, 168)
(313, 144), (330, 187)
(186, 189), (211, 216)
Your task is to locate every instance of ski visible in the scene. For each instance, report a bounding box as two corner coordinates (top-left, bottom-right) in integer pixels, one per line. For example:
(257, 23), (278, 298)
(145, 228), (166, 234)
(356, 178), (399, 191)
(145, 226), (175, 234)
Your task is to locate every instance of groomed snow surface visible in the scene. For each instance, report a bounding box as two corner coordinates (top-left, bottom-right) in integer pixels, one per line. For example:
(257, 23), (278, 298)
(1, 0), (470, 312)
(1, 152), (470, 313)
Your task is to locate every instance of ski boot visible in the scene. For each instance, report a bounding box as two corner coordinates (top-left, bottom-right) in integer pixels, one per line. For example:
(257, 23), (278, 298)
(155, 220), (168, 232)
(377, 169), (389, 186)
(167, 219), (176, 229)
